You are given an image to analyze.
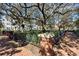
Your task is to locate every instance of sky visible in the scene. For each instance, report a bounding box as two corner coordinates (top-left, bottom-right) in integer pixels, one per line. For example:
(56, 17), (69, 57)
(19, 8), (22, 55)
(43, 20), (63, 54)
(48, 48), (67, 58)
(0, 3), (79, 21)
(71, 3), (79, 21)
(74, 3), (79, 8)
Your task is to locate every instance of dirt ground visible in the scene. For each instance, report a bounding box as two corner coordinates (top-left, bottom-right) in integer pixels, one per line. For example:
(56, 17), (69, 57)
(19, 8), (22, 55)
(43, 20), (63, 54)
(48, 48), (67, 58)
(0, 36), (41, 56)
(0, 32), (79, 56)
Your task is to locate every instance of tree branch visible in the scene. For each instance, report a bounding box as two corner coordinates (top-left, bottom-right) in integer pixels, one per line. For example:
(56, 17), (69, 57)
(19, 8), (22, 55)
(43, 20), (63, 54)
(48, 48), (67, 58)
(19, 3), (38, 8)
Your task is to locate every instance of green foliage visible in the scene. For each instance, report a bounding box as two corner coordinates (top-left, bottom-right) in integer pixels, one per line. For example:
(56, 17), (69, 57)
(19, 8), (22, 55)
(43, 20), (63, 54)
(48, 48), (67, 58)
(17, 30), (40, 45)
(74, 30), (79, 37)
(75, 19), (79, 28)
(52, 30), (59, 37)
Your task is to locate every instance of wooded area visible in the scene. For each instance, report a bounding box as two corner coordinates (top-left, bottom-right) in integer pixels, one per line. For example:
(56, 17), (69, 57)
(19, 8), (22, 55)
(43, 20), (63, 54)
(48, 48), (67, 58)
(0, 3), (79, 56)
